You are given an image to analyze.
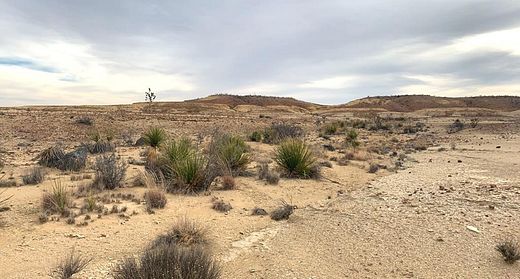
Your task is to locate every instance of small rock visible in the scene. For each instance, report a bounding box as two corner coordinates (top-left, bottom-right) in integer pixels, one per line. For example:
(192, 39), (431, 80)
(466, 226), (480, 234)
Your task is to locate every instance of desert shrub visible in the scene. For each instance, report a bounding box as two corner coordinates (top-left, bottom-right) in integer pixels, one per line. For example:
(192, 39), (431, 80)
(322, 122), (339, 135)
(221, 175), (236, 190)
(159, 138), (194, 176)
(275, 139), (317, 179)
(59, 148), (88, 172)
(83, 193), (98, 212)
(270, 201), (295, 221)
(368, 163), (379, 173)
(249, 131), (262, 142)
(369, 116), (391, 131)
(212, 134), (250, 176)
(51, 248), (91, 279)
(113, 244), (220, 279)
(470, 118), (479, 128)
(211, 197), (232, 212)
(447, 119), (465, 133)
(75, 116), (93, 125)
(257, 163), (280, 185)
(351, 119), (367, 129)
(251, 207), (268, 216)
(85, 131), (116, 154)
(143, 127), (167, 149)
(38, 212), (49, 224)
(150, 218), (208, 249)
(38, 145), (65, 168)
(145, 189), (167, 209)
(22, 167), (45, 185)
(262, 123), (304, 144)
(42, 180), (71, 215)
(93, 153), (127, 190)
(496, 239), (520, 264)
(345, 129), (360, 149)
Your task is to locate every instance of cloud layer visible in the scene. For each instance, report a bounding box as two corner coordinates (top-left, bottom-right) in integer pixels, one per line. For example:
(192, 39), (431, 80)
(1, 0), (519, 105)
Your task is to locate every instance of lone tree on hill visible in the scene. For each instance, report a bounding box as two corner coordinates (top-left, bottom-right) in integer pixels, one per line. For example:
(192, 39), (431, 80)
(145, 88), (156, 103)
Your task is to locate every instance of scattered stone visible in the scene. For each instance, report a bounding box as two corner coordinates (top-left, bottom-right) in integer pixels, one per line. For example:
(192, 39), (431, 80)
(466, 226), (480, 234)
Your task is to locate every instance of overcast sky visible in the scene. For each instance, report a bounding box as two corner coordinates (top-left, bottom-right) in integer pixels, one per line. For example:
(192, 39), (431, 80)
(1, 1), (520, 105)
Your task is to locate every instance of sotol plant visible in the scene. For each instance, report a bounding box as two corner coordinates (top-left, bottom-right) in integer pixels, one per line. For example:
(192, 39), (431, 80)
(275, 139), (317, 178)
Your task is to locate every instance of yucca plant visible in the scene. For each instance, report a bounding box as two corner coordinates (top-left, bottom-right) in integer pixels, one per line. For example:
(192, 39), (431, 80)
(275, 139), (316, 178)
(172, 153), (207, 192)
(345, 129), (360, 148)
(143, 127), (167, 149)
(42, 180), (71, 215)
(214, 135), (250, 176)
(38, 145), (65, 168)
(161, 138), (193, 165)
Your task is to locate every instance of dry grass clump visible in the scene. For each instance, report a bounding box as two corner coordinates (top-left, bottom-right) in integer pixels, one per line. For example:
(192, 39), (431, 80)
(51, 248), (91, 279)
(496, 239), (520, 264)
(38, 146), (87, 171)
(263, 123), (304, 144)
(275, 139), (319, 179)
(150, 218), (209, 249)
(221, 175), (236, 190)
(113, 244), (221, 279)
(211, 197), (232, 213)
(93, 153), (127, 190)
(258, 163), (280, 185)
(85, 132), (115, 154)
(42, 181), (72, 215)
(270, 201), (295, 221)
(145, 189), (167, 209)
(22, 167), (45, 185)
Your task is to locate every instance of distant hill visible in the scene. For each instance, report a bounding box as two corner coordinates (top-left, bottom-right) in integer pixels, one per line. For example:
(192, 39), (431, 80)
(186, 94), (321, 110)
(342, 95), (520, 112)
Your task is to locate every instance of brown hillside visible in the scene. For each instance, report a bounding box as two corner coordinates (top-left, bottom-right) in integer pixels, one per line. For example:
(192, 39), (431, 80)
(342, 95), (520, 112)
(188, 94), (321, 109)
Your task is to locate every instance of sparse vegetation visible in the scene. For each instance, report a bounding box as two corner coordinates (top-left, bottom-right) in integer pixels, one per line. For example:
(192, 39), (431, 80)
(270, 201), (295, 221)
(75, 116), (93, 125)
(93, 153), (127, 190)
(211, 134), (250, 176)
(42, 180), (71, 215)
(368, 163), (380, 173)
(85, 131), (115, 154)
(496, 239), (520, 264)
(113, 244), (220, 279)
(221, 175), (236, 190)
(447, 119), (465, 133)
(257, 163), (280, 185)
(211, 197), (232, 212)
(51, 248), (91, 279)
(249, 131), (262, 142)
(38, 145), (66, 168)
(345, 129), (360, 148)
(145, 189), (167, 209)
(275, 139), (318, 179)
(263, 123), (303, 144)
(251, 207), (268, 216)
(22, 167), (45, 185)
(150, 218), (208, 249)
(143, 127), (167, 149)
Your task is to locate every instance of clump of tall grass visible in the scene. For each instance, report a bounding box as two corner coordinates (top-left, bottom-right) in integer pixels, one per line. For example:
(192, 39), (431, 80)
(345, 129), (360, 148)
(38, 145), (65, 168)
(41, 180), (71, 215)
(262, 123), (303, 144)
(51, 248), (91, 279)
(22, 167), (45, 185)
(211, 134), (250, 176)
(275, 139), (318, 179)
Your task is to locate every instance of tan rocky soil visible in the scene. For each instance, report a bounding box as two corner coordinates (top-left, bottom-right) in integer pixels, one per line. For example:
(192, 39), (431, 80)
(0, 104), (519, 278)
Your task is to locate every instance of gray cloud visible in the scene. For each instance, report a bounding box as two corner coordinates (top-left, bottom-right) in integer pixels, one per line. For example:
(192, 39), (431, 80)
(0, 0), (520, 105)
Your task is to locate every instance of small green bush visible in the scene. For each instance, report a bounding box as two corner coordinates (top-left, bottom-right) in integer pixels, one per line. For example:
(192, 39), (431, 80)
(143, 127), (167, 148)
(249, 131), (262, 142)
(275, 139), (317, 178)
(345, 129), (360, 148)
(263, 123), (303, 144)
(214, 134), (250, 176)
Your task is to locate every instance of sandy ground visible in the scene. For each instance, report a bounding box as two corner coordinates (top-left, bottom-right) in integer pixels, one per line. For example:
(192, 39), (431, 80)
(0, 105), (519, 278)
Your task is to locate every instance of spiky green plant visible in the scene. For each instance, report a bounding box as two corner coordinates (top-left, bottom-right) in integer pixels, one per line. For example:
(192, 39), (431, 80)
(345, 129), (360, 148)
(173, 153), (207, 192)
(275, 139), (316, 178)
(143, 127), (167, 149)
(215, 135), (250, 176)
(162, 138), (193, 165)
